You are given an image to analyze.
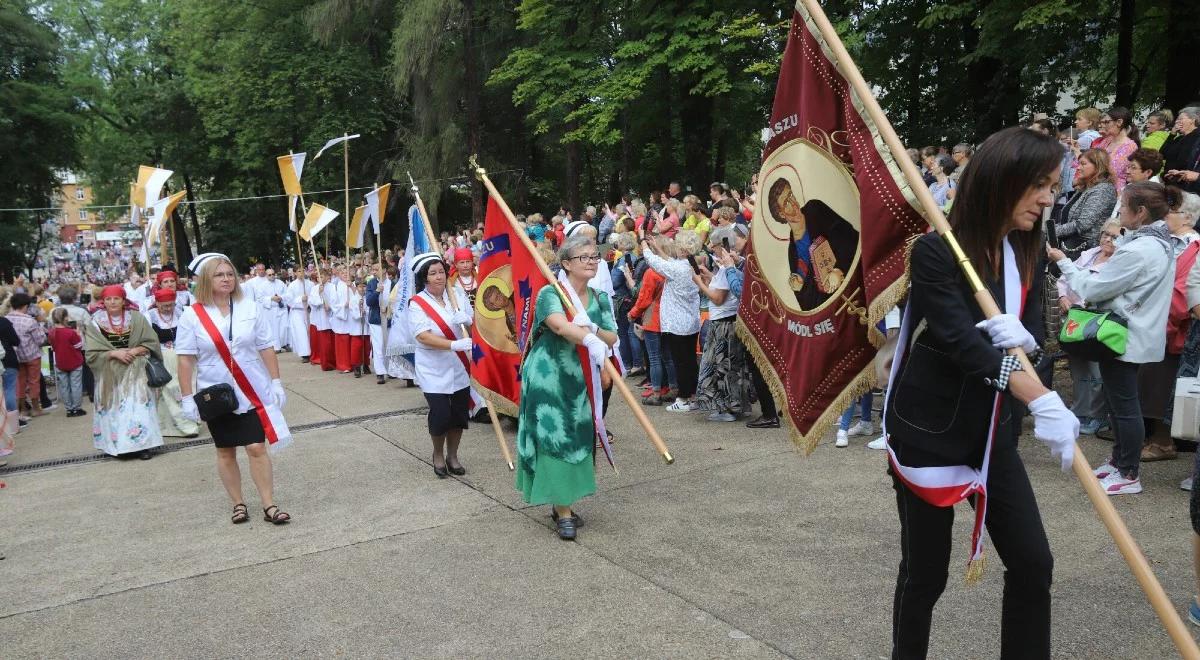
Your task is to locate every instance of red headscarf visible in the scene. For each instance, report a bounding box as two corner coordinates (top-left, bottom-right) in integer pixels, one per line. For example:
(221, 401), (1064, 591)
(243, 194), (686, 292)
(453, 248), (474, 263)
(153, 288), (177, 303)
(155, 270), (177, 286)
(100, 285), (125, 301)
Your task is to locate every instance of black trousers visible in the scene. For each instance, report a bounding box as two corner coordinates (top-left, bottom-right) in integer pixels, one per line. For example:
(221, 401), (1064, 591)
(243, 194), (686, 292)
(748, 359), (776, 418)
(661, 332), (699, 399)
(891, 443), (1053, 660)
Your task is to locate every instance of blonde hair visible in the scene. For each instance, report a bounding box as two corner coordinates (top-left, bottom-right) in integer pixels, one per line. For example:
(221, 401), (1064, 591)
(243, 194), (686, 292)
(193, 255), (244, 305)
(674, 229), (703, 257)
(1076, 107), (1102, 129)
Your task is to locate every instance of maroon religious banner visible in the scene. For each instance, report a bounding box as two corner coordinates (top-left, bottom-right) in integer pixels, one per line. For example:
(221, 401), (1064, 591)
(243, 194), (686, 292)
(737, 2), (927, 451)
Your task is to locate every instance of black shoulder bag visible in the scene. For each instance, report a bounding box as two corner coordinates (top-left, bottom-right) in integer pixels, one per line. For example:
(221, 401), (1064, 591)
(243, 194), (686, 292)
(195, 305), (239, 422)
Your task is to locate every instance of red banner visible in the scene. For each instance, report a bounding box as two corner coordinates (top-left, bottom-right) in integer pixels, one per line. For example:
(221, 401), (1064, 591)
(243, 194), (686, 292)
(470, 197), (550, 416)
(736, 4), (926, 451)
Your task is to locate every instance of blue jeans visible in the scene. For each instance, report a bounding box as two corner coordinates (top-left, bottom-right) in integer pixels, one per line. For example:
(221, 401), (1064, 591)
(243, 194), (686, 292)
(839, 392), (874, 430)
(616, 314), (643, 369)
(2, 367), (16, 411)
(642, 330), (676, 391)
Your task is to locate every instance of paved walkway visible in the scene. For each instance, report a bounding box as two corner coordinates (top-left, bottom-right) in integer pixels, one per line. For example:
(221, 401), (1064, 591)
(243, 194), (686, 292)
(0, 358), (1196, 658)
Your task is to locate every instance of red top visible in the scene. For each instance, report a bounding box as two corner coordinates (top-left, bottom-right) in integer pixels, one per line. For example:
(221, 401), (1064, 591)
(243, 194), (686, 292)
(628, 268), (666, 332)
(48, 327), (84, 372)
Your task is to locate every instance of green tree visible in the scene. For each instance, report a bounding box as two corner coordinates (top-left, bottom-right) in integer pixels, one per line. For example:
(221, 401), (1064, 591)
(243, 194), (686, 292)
(0, 0), (80, 278)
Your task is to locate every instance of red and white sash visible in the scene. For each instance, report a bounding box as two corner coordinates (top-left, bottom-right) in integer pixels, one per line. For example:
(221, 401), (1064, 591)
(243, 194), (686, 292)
(553, 279), (615, 468)
(409, 291), (482, 413)
(193, 304), (292, 452)
(882, 236), (1020, 578)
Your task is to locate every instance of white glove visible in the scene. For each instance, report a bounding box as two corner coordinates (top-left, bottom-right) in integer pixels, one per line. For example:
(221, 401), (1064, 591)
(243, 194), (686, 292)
(449, 310), (472, 326)
(270, 379), (287, 409)
(581, 333), (607, 367)
(572, 311), (598, 333)
(975, 313), (1038, 354)
(450, 338), (473, 352)
(1028, 391), (1078, 472)
(181, 395), (200, 422)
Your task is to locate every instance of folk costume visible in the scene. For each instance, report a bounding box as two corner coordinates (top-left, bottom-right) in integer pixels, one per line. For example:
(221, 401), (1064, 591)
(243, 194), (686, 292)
(883, 233), (1052, 659)
(451, 248), (480, 308)
(284, 274), (312, 360)
(407, 255), (474, 437)
(515, 284), (617, 508)
(85, 287), (164, 457)
(147, 288), (200, 438)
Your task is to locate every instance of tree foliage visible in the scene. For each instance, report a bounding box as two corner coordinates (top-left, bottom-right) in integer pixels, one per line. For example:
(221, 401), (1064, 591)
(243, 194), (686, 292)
(5, 0), (1194, 276)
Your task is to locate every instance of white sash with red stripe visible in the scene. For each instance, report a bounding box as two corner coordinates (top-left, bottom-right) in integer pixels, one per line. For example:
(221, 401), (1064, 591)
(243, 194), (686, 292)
(554, 279), (615, 468)
(883, 236), (1019, 573)
(193, 303), (292, 453)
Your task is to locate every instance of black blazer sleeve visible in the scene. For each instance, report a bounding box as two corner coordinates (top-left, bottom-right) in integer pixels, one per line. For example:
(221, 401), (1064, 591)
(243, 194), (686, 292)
(907, 234), (1004, 384)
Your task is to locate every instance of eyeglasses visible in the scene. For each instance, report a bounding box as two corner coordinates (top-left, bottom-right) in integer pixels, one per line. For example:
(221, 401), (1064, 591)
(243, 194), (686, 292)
(569, 254), (602, 263)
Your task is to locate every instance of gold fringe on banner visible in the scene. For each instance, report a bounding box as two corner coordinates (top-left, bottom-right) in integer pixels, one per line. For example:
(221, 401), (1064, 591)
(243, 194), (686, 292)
(470, 379), (519, 418)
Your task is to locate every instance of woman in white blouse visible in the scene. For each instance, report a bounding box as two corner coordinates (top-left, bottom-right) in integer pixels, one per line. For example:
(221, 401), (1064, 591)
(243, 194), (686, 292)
(176, 253), (292, 525)
(407, 253), (474, 478)
(639, 230), (702, 411)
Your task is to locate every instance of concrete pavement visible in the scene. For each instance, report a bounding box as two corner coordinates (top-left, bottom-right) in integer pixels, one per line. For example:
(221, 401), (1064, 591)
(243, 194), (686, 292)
(0, 357), (1197, 658)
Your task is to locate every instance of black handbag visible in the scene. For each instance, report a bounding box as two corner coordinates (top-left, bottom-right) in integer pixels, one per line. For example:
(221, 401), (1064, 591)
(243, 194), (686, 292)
(195, 383), (237, 421)
(144, 355), (173, 388)
(193, 303), (239, 421)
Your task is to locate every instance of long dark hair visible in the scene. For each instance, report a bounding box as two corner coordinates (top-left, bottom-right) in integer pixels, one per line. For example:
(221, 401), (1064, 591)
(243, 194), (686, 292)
(947, 127), (1061, 282)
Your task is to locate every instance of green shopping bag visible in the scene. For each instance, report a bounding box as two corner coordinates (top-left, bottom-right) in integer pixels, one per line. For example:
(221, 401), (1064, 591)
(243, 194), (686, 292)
(1058, 306), (1128, 360)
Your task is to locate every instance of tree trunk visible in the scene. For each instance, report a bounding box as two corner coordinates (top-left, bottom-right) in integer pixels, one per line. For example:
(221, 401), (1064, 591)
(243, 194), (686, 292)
(564, 129), (581, 213)
(1165, 0), (1200, 111)
(678, 75), (714, 195)
(462, 0), (484, 227)
(182, 171), (204, 253)
(1114, 0), (1135, 107)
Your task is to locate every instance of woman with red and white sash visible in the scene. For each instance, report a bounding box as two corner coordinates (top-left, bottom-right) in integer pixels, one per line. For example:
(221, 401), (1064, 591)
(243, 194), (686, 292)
(176, 253), (292, 526)
(407, 252), (473, 479)
(882, 128), (1078, 659)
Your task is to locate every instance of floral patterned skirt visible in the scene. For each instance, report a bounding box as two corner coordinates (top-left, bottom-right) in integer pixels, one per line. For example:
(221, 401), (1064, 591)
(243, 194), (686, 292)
(92, 372), (163, 456)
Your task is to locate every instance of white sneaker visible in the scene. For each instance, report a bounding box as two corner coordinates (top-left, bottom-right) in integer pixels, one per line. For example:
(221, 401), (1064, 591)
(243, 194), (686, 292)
(847, 420), (874, 437)
(706, 411), (736, 422)
(665, 399), (697, 412)
(1182, 477), (1193, 492)
(1093, 461), (1119, 479)
(866, 435), (887, 451)
(835, 430), (849, 447)
(1099, 471), (1142, 495)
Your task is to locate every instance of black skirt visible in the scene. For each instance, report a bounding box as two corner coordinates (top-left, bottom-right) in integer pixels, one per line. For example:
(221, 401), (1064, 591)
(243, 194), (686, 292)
(423, 387), (471, 436)
(207, 409), (267, 448)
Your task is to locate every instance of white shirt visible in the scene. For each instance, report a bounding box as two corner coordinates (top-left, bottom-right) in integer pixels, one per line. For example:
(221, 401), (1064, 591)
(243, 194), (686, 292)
(407, 289), (472, 393)
(285, 278), (310, 311)
(328, 278), (353, 334)
(175, 296), (275, 414)
(348, 289), (368, 336)
(707, 266), (739, 320)
(642, 252), (701, 335)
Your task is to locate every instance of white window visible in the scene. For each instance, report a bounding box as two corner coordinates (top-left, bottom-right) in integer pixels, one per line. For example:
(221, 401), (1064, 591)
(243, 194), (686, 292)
(74, 188), (84, 200)
(78, 209), (88, 221)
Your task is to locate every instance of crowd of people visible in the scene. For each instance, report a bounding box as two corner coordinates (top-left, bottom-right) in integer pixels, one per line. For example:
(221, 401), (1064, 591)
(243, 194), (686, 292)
(3, 100), (1200, 658)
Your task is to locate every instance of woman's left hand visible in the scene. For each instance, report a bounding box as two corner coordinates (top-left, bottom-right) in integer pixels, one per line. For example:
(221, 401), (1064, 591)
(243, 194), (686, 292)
(110, 348), (133, 364)
(270, 379), (287, 409)
(1046, 245), (1066, 263)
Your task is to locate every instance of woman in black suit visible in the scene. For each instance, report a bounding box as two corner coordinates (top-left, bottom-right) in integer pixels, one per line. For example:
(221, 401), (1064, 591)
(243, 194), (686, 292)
(883, 127), (1079, 660)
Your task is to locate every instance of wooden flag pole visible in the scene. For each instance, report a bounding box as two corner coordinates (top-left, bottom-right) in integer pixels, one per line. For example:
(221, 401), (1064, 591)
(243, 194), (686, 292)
(343, 133), (351, 269)
(799, 0), (1197, 656)
(289, 150), (305, 270)
(373, 184), (384, 269)
(469, 156), (673, 465)
(409, 173), (515, 471)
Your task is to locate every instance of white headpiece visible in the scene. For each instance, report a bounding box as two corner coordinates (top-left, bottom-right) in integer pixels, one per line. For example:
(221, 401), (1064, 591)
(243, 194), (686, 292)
(564, 220), (592, 238)
(410, 252), (442, 274)
(188, 252), (229, 275)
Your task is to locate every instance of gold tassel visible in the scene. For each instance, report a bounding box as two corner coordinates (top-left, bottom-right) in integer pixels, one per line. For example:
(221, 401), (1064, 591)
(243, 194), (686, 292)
(965, 553), (987, 585)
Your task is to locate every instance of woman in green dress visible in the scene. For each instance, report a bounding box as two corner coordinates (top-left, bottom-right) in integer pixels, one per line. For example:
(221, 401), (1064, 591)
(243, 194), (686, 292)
(516, 234), (618, 540)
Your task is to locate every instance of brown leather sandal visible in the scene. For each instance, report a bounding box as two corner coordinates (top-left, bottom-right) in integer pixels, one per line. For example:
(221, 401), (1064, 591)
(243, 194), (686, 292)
(231, 503), (249, 524)
(263, 505), (291, 525)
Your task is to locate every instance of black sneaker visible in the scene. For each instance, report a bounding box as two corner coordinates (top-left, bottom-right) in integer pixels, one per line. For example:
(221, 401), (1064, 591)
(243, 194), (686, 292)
(746, 415), (780, 429)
